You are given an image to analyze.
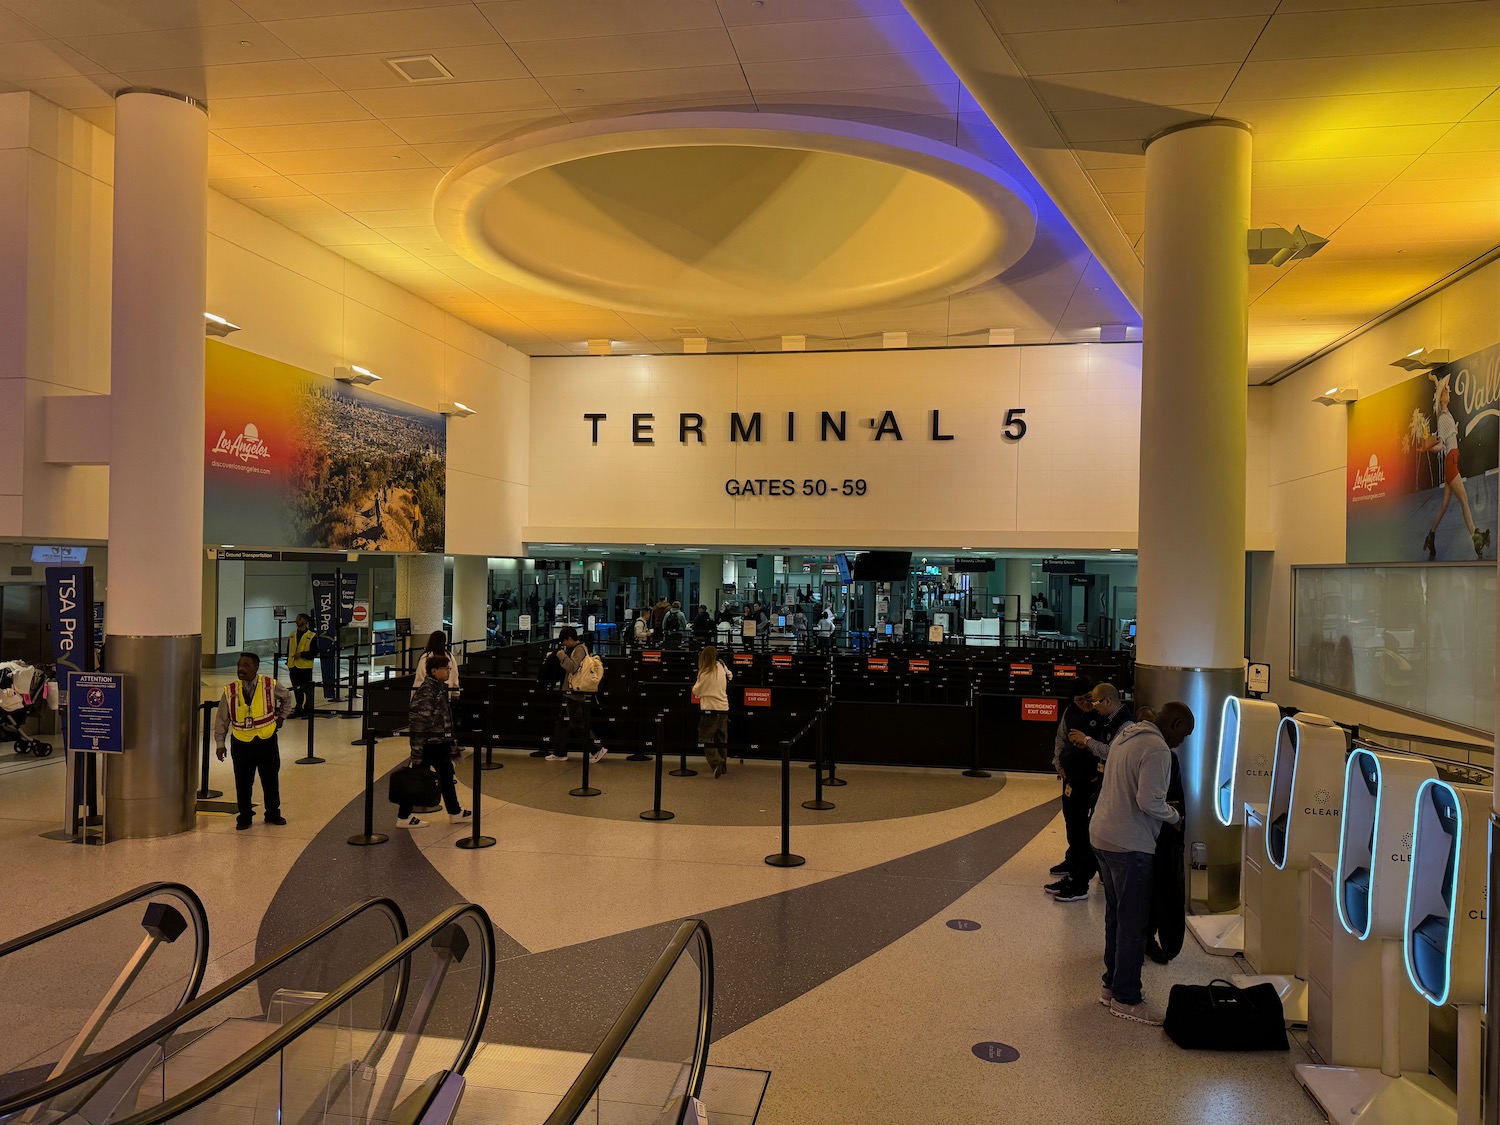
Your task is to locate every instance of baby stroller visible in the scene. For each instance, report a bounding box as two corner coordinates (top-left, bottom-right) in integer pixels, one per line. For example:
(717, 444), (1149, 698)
(0, 661), (52, 756)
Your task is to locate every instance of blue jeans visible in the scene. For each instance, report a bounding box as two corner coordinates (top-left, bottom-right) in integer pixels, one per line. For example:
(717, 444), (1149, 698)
(1096, 847), (1155, 1005)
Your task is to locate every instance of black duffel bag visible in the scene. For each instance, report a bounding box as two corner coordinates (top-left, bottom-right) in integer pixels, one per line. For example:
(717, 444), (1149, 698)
(387, 760), (441, 808)
(1163, 979), (1288, 1051)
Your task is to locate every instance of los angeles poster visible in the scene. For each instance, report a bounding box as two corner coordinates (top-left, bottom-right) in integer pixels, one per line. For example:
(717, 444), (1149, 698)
(204, 340), (446, 552)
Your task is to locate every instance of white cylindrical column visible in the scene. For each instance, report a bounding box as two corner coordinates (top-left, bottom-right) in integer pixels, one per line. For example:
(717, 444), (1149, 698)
(396, 554), (445, 642)
(105, 89), (209, 839)
(450, 555), (489, 651)
(1135, 120), (1251, 911)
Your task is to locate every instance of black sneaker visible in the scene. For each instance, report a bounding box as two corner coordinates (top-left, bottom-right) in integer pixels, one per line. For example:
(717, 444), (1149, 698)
(1050, 861), (1070, 875)
(1044, 879), (1070, 896)
(265, 814), (287, 826)
(1146, 939), (1169, 964)
(1054, 883), (1089, 903)
(235, 819), (251, 831)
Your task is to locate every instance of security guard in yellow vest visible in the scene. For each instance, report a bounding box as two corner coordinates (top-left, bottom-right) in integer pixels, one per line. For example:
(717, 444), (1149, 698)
(287, 613), (318, 718)
(214, 652), (295, 830)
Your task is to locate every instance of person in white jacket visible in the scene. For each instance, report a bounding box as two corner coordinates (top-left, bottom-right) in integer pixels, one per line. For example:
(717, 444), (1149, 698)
(691, 645), (733, 777)
(412, 630), (459, 693)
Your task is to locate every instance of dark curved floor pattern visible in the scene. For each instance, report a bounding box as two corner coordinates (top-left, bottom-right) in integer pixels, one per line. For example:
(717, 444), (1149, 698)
(260, 769), (1057, 1055)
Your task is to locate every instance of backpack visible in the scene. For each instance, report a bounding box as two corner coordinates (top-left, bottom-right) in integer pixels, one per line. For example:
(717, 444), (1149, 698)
(665, 609), (687, 638)
(571, 653), (605, 693)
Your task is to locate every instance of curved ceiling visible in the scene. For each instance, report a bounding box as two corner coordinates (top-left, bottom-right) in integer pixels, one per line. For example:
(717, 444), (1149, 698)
(435, 113), (1037, 318)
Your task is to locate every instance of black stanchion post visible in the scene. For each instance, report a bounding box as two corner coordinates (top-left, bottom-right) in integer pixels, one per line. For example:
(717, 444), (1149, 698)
(765, 735), (805, 867)
(963, 687), (992, 779)
(569, 704), (601, 797)
(802, 710), (834, 811)
(641, 714), (674, 821)
(297, 694), (325, 765)
(350, 672), (371, 746)
(197, 700), (222, 799)
(824, 703), (846, 787)
(480, 690), (503, 771)
(456, 723), (496, 850)
(670, 709), (697, 777)
(345, 653), (358, 715)
(347, 724), (387, 846)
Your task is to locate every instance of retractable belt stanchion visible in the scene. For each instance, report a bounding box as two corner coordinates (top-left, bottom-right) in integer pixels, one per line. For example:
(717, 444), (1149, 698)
(350, 672), (370, 746)
(569, 702), (601, 798)
(765, 734), (806, 868)
(345, 654), (358, 716)
(456, 702), (496, 850)
(196, 700), (221, 799)
(480, 690), (503, 771)
(641, 713), (674, 822)
(670, 717), (698, 778)
(347, 718), (387, 847)
(962, 687), (991, 779)
(296, 693), (325, 765)
(802, 710), (834, 812)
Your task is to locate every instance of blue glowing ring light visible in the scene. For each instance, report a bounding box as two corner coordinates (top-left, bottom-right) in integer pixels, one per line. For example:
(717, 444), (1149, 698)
(1403, 779), (1488, 1007)
(1333, 748), (1433, 940)
(1214, 696), (1281, 827)
(1265, 714), (1347, 872)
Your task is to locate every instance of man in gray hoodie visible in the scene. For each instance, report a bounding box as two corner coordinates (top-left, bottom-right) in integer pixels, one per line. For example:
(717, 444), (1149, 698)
(1090, 702), (1194, 1026)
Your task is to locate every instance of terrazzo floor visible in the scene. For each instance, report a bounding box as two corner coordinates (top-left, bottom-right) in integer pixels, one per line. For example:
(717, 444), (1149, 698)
(0, 716), (1327, 1124)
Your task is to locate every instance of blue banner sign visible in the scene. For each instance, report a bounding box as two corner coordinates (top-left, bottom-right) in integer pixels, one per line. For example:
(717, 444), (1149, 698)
(67, 671), (124, 753)
(45, 566), (95, 675)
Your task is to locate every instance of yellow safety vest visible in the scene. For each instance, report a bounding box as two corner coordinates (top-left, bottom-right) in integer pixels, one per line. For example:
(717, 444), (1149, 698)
(289, 629), (317, 670)
(228, 676), (278, 742)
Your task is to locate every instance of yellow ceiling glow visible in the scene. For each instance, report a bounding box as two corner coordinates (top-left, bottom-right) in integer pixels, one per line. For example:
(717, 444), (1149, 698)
(434, 112), (1038, 320)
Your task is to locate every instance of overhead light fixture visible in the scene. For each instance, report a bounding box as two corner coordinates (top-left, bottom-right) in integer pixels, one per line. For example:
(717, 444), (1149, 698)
(682, 337), (707, 354)
(1098, 324), (1129, 343)
(1247, 225), (1329, 267)
(882, 331), (908, 349)
(439, 401), (476, 418)
(204, 312), (240, 337)
(334, 364), (382, 386)
(385, 54), (454, 83)
(1313, 387), (1360, 406)
(987, 328), (1015, 346)
(1390, 348), (1449, 371)
(587, 338), (613, 356)
(781, 334), (806, 352)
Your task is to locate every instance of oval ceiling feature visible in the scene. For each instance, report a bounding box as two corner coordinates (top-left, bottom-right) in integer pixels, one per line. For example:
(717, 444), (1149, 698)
(434, 112), (1038, 320)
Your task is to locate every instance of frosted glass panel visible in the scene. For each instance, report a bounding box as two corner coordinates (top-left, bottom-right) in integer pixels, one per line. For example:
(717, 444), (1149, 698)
(1292, 565), (1495, 733)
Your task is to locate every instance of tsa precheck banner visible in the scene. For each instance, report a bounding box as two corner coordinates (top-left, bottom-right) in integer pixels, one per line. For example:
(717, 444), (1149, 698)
(204, 340), (447, 552)
(1346, 342), (1499, 563)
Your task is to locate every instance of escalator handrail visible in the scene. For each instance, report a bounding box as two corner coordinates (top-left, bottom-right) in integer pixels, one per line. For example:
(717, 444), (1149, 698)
(0, 896), (407, 1117)
(544, 919), (714, 1125)
(112, 902), (495, 1125)
(0, 881), (210, 1021)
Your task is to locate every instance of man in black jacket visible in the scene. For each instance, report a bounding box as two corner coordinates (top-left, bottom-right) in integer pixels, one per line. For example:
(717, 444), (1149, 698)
(1047, 680), (1134, 903)
(1047, 677), (1102, 897)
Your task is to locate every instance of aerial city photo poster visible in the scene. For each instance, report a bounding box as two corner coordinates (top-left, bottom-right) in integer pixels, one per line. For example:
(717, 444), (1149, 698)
(1346, 341), (1499, 563)
(203, 340), (447, 552)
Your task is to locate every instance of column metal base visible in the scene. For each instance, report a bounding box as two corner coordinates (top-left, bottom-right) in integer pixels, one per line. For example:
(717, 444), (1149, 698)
(1294, 1065), (1456, 1125)
(1228, 972), (1307, 1026)
(765, 852), (805, 867)
(104, 634), (201, 838)
(1185, 911), (1244, 956)
(455, 835), (496, 849)
(1134, 664), (1245, 913)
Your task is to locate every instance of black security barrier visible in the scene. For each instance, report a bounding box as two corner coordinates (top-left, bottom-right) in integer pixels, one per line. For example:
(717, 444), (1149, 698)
(347, 685), (409, 848)
(802, 711), (835, 812)
(962, 686), (991, 780)
(196, 700), (222, 800)
(766, 713), (822, 869)
(347, 725), (386, 848)
(640, 714), (674, 822)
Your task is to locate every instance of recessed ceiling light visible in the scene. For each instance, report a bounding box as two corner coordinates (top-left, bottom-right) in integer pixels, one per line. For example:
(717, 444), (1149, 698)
(386, 54), (454, 83)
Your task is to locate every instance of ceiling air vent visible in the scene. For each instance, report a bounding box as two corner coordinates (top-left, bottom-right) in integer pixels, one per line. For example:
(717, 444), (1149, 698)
(672, 326), (702, 336)
(385, 55), (454, 83)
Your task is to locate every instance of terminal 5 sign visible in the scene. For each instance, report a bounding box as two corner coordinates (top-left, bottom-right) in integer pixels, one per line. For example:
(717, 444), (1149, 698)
(582, 407), (1029, 498)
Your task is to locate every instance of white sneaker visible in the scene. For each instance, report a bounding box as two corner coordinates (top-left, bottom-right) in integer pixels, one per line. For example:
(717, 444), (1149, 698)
(449, 809), (472, 825)
(396, 816), (427, 829)
(590, 747), (609, 764)
(545, 753), (567, 762)
(1108, 997), (1165, 1026)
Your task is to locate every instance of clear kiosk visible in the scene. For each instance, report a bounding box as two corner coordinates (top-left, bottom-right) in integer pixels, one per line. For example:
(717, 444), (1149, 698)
(1188, 696), (1281, 955)
(1402, 780), (1488, 1125)
(1295, 747), (1445, 1123)
(1231, 712), (1347, 1024)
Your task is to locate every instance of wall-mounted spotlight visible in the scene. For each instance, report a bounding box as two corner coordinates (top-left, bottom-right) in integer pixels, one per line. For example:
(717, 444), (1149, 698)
(781, 334), (806, 352)
(334, 364), (382, 386)
(1314, 386), (1360, 406)
(204, 312), (240, 337)
(682, 337), (707, 354)
(439, 401), (476, 418)
(587, 338), (613, 356)
(882, 331), (908, 349)
(1390, 348), (1449, 371)
(1248, 225), (1329, 267)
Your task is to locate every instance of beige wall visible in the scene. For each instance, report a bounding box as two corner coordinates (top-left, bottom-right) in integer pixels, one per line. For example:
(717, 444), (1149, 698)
(0, 92), (531, 557)
(529, 343), (1144, 551)
(1254, 257), (1500, 738)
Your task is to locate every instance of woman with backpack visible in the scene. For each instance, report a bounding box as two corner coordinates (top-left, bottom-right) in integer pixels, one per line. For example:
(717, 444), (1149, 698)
(547, 626), (607, 764)
(692, 645), (733, 778)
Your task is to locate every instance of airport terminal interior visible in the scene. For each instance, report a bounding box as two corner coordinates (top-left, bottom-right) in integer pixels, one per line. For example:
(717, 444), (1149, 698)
(5, 2), (1500, 1124)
